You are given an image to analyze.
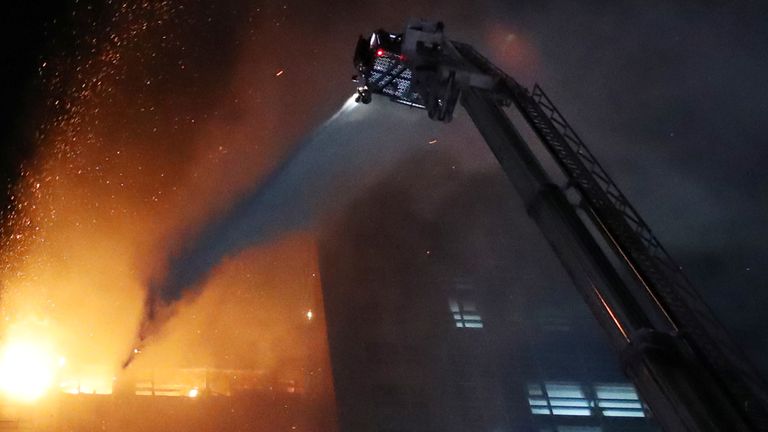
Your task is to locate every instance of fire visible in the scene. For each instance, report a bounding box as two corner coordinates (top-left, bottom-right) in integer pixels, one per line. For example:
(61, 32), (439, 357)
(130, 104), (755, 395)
(0, 1), (337, 423)
(0, 338), (59, 402)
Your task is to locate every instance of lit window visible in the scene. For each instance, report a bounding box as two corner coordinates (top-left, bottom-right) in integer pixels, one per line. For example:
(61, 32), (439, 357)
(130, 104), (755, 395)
(449, 298), (483, 328)
(528, 382), (646, 418)
(594, 383), (645, 418)
(528, 382), (591, 416)
(546, 383), (586, 399)
(548, 382), (591, 415)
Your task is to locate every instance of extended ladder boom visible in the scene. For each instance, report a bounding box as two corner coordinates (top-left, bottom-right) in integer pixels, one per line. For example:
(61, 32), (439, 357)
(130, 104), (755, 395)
(353, 19), (768, 432)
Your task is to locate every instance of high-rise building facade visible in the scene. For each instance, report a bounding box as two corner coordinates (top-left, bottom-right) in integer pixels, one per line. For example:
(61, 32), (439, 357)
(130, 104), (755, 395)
(319, 161), (661, 432)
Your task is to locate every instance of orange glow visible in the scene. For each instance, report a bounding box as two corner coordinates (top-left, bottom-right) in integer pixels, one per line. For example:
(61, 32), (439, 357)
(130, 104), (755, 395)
(0, 7), (339, 432)
(57, 366), (116, 395)
(485, 24), (540, 80)
(0, 337), (59, 402)
(0, 1), (333, 389)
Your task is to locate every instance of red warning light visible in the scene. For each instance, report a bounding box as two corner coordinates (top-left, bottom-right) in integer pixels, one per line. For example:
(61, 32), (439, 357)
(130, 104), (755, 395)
(376, 48), (385, 57)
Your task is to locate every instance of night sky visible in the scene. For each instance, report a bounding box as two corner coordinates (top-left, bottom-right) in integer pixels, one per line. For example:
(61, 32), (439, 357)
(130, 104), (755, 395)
(2, 0), (768, 378)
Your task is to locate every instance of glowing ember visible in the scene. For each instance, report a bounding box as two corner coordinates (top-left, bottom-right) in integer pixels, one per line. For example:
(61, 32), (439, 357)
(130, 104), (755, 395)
(0, 0), (337, 419)
(0, 339), (59, 402)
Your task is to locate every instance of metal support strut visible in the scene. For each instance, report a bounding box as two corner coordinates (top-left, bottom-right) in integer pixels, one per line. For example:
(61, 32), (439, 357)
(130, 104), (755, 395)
(354, 20), (768, 432)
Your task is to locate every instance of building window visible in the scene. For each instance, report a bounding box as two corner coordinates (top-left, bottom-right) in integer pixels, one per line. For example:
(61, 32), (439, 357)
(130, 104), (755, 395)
(528, 382), (645, 418)
(528, 382), (591, 416)
(449, 297), (483, 328)
(594, 383), (645, 418)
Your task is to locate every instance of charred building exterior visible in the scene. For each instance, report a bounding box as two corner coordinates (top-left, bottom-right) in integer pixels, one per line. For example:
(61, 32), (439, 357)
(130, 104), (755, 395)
(319, 160), (661, 432)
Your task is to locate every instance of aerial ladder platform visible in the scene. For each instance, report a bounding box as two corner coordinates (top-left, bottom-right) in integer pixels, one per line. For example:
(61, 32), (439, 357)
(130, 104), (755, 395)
(352, 20), (768, 432)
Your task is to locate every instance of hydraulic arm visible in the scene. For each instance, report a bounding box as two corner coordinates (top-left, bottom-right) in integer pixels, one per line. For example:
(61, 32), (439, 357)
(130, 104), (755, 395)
(353, 20), (768, 432)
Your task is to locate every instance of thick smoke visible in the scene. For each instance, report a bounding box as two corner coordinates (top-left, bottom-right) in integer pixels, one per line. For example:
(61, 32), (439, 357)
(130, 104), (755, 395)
(0, 0), (503, 385)
(4, 0), (764, 407)
(140, 98), (427, 337)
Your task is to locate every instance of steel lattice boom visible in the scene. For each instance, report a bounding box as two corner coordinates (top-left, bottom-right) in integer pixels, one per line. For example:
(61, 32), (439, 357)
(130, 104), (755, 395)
(352, 19), (768, 432)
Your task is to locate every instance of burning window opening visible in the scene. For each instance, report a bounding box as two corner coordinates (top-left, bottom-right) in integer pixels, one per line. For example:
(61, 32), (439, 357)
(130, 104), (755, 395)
(0, 367), (308, 400)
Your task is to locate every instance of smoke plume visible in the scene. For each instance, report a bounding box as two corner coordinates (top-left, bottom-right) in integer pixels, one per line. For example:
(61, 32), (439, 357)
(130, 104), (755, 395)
(138, 97), (425, 340)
